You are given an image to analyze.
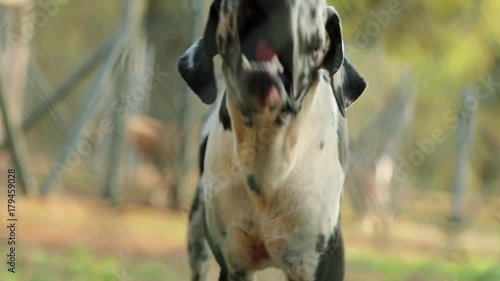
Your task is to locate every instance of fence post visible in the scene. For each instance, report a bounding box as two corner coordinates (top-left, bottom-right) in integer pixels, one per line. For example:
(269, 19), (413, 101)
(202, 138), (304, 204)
(103, 0), (147, 203)
(122, 46), (154, 196)
(40, 35), (127, 195)
(102, 63), (127, 202)
(450, 86), (476, 224)
(0, 2), (37, 194)
(172, 0), (206, 209)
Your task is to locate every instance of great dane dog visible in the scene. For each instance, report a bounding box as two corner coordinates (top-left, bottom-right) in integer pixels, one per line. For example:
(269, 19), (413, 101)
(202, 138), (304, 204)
(177, 0), (367, 280)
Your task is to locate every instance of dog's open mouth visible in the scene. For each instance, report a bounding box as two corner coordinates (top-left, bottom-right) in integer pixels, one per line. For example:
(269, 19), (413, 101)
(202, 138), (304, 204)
(238, 41), (289, 110)
(236, 1), (294, 111)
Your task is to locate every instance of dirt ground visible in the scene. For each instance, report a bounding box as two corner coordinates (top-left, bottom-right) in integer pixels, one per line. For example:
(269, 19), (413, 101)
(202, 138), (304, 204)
(0, 152), (499, 280)
(0, 195), (497, 280)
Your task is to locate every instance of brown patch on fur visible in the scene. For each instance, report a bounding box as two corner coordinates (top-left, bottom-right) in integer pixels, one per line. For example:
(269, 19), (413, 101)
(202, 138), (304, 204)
(254, 195), (270, 212)
(232, 227), (270, 266)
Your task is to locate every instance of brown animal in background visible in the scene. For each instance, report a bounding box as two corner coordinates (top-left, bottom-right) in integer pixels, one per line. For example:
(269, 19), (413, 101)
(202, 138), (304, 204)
(360, 155), (394, 239)
(126, 115), (180, 208)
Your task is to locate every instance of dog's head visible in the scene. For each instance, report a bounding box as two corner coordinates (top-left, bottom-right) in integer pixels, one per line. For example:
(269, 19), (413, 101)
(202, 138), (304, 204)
(178, 0), (366, 116)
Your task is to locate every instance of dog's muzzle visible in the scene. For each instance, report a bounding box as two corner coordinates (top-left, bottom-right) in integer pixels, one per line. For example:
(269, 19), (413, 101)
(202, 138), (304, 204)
(234, 0), (294, 112)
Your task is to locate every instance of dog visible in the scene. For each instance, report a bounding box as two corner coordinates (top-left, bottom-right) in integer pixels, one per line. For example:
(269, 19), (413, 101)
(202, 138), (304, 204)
(177, 1), (367, 280)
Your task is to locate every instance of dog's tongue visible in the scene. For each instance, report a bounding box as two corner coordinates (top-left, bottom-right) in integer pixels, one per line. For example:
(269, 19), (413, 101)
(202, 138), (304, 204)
(256, 40), (277, 62)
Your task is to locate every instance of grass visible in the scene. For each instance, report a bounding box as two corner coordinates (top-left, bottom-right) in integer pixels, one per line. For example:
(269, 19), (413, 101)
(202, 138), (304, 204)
(0, 170), (496, 281)
(0, 193), (497, 281)
(0, 245), (186, 281)
(348, 251), (500, 281)
(1, 244), (498, 281)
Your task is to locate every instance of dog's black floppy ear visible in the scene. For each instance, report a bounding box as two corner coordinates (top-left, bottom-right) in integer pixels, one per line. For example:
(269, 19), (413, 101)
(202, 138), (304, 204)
(322, 6), (367, 115)
(177, 0), (220, 104)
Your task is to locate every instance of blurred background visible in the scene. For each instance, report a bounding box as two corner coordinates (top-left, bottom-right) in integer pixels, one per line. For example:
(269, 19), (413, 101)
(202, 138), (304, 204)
(0, 0), (498, 280)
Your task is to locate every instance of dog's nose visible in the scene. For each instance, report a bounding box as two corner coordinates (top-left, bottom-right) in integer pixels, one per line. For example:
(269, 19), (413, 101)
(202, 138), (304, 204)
(240, 71), (284, 109)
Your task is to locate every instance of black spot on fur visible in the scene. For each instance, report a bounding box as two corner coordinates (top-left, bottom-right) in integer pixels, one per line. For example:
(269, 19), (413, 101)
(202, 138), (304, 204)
(229, 271), (247, 281)
(188, 187), (202, 220)
(322, 72), (330, 82)
(310, 8), (317, 19)
(189, 241), (209, 261)
(244, 218), (254, 232)
(282, 250), (295, 268)
(189, 134), (208, 220)
(320, 140), (325, 150)
(275, 116), (285, 127)
(283, 247), (305, 268)
(244, 119), (254, 127)
(219, 93), (232, 131)
(315, 224), (345, 281)
(247, 175), (260, 195)
(199, 136), (209, 175)
(240, 105), (254, 127)
(315, 234), (326, 253)
(203, 213), (229, 278)
(308, 34), (321, 53)
(219, 270), (229, 281)
(281, 97), (300, 117)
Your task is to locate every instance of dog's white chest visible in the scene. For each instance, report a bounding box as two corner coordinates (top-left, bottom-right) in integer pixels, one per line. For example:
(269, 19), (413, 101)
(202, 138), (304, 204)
(202, 78), (345, 270)
(204, 159), (344, 270)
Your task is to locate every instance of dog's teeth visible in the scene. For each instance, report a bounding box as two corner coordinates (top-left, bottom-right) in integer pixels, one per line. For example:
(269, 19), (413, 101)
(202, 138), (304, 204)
(264, 62), (272, 72)
(242, 55), (252, 71)
(271, 55), (284, 73)
(242, 54), (283, 75)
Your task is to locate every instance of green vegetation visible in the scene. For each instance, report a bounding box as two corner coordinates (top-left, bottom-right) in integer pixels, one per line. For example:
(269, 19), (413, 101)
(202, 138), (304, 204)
(0, 245), (184, 281)
(349, 251), (500, 281)
(1, 245), (498, 281)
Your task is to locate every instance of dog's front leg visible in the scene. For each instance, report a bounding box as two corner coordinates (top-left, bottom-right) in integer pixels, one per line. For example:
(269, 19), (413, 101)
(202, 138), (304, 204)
(203, 204), (259, 281)
(280, 225), (345, 281)
(187, 187), (211, 281)
(280, 242), (322, 281)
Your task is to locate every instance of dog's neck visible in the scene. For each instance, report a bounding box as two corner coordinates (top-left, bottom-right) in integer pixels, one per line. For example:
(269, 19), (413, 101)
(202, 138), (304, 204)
(225, 79), (327, 203)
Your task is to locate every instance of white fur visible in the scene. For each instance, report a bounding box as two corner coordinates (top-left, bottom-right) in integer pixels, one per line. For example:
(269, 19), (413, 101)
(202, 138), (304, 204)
(202, 70), (345, 279)
(193, 1), (353, 279)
